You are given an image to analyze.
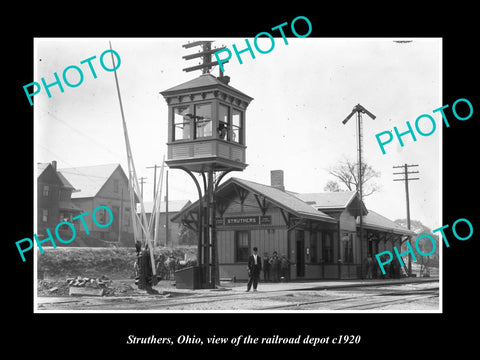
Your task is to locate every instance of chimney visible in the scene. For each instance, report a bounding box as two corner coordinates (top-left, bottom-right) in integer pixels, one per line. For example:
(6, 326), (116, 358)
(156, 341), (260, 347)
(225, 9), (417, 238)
(51, 160), (57, 171)
(270, 170), (285, 191)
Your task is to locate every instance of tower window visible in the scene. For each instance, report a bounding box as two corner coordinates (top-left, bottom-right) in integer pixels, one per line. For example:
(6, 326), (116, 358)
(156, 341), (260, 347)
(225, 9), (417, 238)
(194, 103), (212, 138)
(173, 105), (191, 141)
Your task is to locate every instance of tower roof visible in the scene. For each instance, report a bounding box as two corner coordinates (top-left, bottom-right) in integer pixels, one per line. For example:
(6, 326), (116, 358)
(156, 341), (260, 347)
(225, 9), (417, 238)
(161, 73), (253, 101)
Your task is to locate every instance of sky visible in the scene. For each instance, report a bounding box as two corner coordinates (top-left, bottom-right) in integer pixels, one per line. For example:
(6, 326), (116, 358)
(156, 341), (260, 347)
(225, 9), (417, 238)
(34, 37), (442, 231)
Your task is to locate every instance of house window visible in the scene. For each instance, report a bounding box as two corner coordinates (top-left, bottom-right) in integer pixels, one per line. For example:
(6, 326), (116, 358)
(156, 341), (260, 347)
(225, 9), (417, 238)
(42, 209), (48, 222)
(322, 232), (334, 263)
(59, 212), (71, 222)
(124, 208), (130, 227)
(235, 230), (250, 262)
(173, 105), (191, 141)
(43, 185), (49, 197)
(194, 103), (212, 138)
(113, 179), (119, 193)
(97, 206), (106, 224)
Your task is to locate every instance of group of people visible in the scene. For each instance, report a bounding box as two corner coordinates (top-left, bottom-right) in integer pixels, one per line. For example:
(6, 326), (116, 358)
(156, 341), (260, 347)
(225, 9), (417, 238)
(246, 248), (291, 292)
(364, 253), (403, 279)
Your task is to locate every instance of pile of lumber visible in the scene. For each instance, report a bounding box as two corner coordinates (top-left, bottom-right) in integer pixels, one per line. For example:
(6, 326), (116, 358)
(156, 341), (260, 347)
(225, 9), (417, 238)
(67, 275), (111, 296)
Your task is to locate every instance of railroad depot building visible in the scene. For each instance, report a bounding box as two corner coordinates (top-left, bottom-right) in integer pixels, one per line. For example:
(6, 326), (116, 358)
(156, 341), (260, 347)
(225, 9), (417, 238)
(172, 170), (415, 281)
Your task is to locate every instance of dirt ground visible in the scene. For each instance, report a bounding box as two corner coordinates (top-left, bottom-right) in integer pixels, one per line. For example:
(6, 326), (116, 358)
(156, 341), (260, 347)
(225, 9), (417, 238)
(37, 246), (197, 297)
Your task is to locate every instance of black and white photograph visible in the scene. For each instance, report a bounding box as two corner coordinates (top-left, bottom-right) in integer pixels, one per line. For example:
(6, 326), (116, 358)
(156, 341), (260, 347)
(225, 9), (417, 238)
(33, 36), (442, 312)
(7, 7), (479, 356)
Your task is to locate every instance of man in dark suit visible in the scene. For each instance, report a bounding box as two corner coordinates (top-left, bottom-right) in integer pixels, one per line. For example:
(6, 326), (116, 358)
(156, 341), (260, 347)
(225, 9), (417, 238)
(246, 247), (262, 292)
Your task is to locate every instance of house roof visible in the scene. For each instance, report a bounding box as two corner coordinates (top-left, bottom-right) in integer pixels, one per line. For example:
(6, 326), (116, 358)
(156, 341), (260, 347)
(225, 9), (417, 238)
(360, 209), (416, 236)
(161, 73), (253, 101)
(137, 200), (192, 214)
(37, 162), (64, 186)
(37, 163), (49, 177)
(56, 171), (75, 190)
(58, 163), (123, 199)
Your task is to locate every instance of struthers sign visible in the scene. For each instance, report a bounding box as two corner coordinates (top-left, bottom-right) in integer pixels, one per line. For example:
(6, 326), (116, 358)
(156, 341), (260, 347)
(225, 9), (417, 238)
(217, 216), (272, 226)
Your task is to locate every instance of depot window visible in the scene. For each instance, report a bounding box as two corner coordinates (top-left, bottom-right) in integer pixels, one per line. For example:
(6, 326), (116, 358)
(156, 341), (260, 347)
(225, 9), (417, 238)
(310, 232), (318, 263)
(235, 230), (250, 262)
(342, 232), (354, 263)
(194, 103), (212, 138)
(322, 232), (334, 263)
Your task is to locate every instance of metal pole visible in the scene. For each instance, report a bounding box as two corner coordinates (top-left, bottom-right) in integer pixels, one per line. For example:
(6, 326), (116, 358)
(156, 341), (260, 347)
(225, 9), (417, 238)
(357, 111), (364, 279)
(206, 167), (214, 287)
(166, 170), (170, 249)
(212, 171), (219, 287)
(177, 167), (204, 286)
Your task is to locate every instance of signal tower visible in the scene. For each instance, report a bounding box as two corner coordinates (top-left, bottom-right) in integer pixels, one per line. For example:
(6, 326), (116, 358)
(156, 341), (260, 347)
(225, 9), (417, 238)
(160, 41), (253, 288)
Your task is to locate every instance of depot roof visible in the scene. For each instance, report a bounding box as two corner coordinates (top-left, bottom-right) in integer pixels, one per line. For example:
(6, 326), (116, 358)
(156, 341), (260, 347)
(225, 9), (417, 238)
(172, 177), (337, 224)
(360, 209), (416, 236)
(296, 191), (368, 216)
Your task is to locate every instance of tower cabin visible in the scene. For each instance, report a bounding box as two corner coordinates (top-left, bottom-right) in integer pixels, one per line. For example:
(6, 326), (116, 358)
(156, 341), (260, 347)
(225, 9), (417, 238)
(160, 73), (254, 173)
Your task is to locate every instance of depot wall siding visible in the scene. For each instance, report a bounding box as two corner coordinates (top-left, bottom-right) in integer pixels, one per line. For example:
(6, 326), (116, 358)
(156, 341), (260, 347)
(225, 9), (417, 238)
(217, 228), (289, 264)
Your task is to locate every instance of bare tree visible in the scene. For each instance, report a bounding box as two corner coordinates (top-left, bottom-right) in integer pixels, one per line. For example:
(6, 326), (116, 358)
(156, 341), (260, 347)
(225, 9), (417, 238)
(323, 180), (341, 192)
(326, 157), (381, 197)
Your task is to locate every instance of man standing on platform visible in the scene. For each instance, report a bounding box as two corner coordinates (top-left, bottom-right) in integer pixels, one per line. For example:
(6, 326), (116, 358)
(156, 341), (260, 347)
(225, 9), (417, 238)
(246, 247), (262, 292)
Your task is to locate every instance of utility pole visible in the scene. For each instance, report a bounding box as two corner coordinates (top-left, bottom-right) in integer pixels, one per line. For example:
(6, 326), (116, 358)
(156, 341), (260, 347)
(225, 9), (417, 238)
(139, 177), (147, 199)
(146, 164), (162, 202)
(393, 164), (419, 276)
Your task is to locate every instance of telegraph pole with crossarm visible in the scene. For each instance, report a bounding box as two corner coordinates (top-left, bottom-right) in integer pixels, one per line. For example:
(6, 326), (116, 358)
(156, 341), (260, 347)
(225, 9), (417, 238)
(393, 164), (420, 276)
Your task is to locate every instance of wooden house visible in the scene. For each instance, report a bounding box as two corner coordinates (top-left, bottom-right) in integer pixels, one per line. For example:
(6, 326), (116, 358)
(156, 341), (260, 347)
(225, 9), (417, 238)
(58, 163), (137, 245)
(37, 161), (82, 237)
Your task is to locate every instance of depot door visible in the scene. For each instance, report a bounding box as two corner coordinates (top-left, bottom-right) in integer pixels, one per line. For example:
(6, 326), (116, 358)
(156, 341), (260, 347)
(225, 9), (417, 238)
(296, 230), (305, 277)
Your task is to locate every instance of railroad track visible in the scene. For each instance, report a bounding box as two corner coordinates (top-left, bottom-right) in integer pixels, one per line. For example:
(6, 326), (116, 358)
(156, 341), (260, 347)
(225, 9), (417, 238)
(38, 284), (439, 311)
(259, 286), (439, 310)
